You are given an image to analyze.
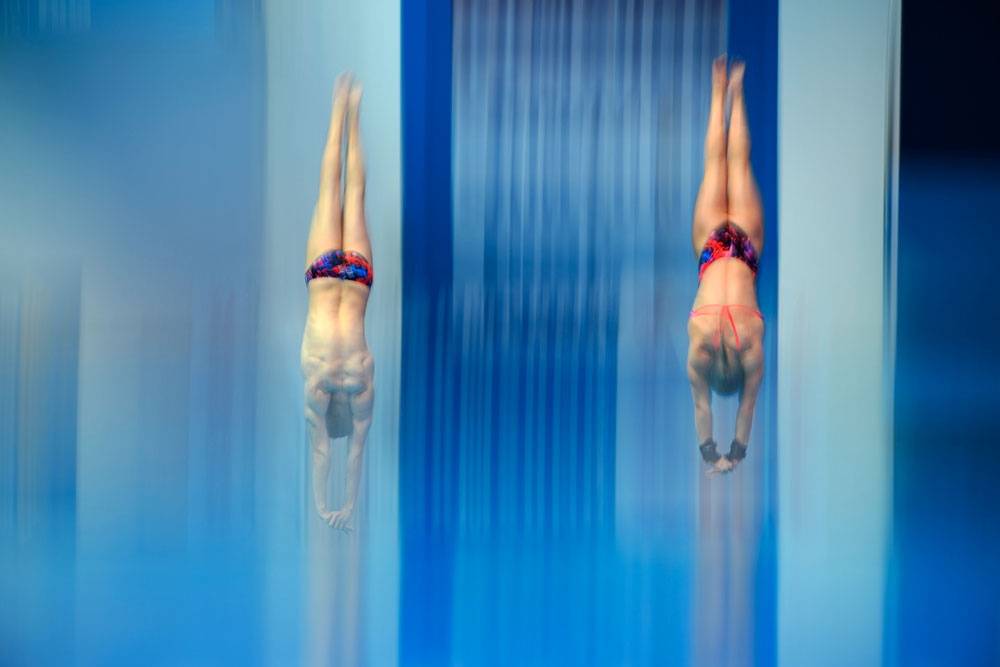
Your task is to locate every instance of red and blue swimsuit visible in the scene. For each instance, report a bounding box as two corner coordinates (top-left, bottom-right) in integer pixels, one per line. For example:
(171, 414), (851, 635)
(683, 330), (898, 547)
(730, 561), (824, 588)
(697, 221), (758, 283)
(305, 250), (373, 288)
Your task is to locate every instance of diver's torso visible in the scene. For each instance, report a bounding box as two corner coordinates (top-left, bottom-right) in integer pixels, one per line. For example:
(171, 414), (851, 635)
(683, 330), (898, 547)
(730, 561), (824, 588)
(689, 258), (763, 352)
(301, 279), (372, 395)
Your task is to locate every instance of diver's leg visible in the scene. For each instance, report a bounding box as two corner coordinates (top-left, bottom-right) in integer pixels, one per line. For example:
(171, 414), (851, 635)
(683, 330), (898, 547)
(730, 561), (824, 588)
(693, 55), (729, 256)
(305, 73), (352, 270)
(342, 82), (372, 263)
(726, 61), (764, 254)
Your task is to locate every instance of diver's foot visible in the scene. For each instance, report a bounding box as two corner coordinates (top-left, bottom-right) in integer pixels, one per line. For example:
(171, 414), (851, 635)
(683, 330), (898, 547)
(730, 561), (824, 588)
(335, 70), (353, 94)
(712, 54), (728, 95)
(728, 60), (745, 99)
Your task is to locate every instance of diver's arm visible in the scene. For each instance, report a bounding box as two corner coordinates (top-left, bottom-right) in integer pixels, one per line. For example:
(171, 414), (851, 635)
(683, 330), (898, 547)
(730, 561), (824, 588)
(734, 347), (764, 446)
(343, 414), (370, 511)
(304, 381), (333, 519)
(327, 375), (373, 532)
(687, 345), (714, 444)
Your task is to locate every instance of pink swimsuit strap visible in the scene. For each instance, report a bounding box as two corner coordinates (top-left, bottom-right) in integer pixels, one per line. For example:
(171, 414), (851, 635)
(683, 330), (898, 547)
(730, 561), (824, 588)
(689, 304), (763, 351)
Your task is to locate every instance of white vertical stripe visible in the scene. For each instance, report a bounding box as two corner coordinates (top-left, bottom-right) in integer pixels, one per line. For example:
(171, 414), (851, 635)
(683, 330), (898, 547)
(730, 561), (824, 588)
(778, 1), (892, 664)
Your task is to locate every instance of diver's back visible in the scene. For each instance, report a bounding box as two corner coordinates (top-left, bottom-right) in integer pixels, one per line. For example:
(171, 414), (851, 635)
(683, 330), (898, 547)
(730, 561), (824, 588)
(689, 258), (763, 352)
(302, 279), (372, 395)
(691, 257), (759, 311)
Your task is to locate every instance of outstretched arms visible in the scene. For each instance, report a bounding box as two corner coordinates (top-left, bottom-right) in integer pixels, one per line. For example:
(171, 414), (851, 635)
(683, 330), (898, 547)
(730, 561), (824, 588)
(706, 344), (763, 476)
(306, 369), (374, 533)
(689, 321), (764, 475)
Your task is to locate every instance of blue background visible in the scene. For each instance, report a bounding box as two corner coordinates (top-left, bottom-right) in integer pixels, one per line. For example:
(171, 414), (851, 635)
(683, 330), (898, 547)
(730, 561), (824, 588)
(1, 0), (998, 664)
(891, 1), (1000, 663)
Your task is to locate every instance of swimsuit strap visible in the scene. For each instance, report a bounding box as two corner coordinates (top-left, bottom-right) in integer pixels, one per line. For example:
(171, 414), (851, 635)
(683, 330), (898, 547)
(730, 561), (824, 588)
(689, 304), (763, 352)
(724, 305), (739, 352)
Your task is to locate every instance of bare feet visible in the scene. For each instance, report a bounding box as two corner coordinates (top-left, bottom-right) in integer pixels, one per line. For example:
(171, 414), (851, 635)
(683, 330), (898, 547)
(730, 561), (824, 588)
(713, 54), (728, 95)
(728, 59), (745, 100)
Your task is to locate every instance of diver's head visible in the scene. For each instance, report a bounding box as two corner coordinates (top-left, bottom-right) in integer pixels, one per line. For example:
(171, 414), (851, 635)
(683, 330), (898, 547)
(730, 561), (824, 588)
(707, 347), (744, 396)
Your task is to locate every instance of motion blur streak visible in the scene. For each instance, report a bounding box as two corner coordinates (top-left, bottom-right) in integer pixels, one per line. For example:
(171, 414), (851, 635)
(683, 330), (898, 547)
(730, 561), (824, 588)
(399, 1), (780, 664)
(0, 1), (403, 665)
(259, 1), (403, 666)
(777, 1), (894, 664)
(1, 1), (267, 664)
(0, 0), (914, 664)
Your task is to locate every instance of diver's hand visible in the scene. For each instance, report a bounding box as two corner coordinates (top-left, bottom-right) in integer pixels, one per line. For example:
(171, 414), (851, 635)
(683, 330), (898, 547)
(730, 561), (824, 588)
(706, 456), (738, 477)
(317, 507), (352, 532)
(326, 507), (354, 533)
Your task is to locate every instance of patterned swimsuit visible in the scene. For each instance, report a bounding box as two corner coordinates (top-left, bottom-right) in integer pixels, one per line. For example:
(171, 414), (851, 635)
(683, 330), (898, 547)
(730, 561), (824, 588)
(697, 221), (758, 282)
(305, 250), (373, 288)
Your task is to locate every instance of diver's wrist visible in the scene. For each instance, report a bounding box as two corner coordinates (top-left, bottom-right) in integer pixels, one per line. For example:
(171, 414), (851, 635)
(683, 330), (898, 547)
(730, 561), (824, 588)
(699, 438), (721, 464)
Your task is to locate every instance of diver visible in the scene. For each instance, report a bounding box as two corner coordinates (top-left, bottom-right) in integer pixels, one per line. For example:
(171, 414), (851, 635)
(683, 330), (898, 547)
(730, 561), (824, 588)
(301, 73), (375, 530)
(687, 56), (765, 476)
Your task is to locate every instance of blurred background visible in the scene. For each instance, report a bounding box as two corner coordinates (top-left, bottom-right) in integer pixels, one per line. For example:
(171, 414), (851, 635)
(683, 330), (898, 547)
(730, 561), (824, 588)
(0, 0), (996, 665)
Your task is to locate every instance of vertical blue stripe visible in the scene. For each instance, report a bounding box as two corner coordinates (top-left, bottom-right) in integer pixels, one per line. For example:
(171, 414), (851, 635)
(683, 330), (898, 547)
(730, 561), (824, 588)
(400, 0), (454, 662)
(728, 0), (778, 664)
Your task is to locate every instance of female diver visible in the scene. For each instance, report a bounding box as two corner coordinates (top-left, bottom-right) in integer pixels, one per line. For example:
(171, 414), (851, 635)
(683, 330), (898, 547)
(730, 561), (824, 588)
(688, 56), (765, 476)
(301, 74), (375, 531)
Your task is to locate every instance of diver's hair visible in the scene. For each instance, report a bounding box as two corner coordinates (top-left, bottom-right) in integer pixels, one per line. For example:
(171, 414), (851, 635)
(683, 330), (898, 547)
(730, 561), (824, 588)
(708, 346), (744, 397)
